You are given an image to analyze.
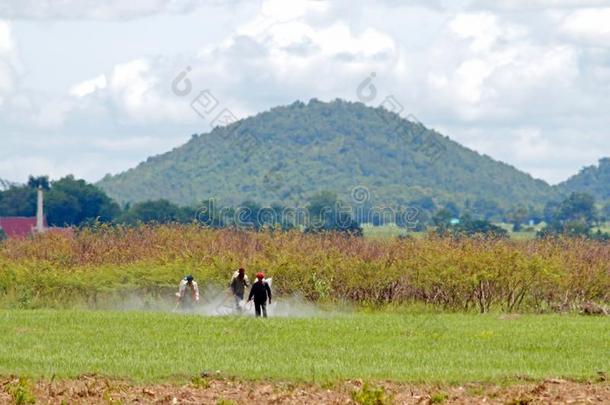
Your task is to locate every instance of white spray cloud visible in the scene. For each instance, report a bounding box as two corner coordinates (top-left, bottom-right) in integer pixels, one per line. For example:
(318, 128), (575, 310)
(107, 283), (328, 319)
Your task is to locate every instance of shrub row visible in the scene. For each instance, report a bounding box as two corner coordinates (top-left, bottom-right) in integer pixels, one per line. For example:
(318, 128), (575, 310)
(0, 225), (608, 312)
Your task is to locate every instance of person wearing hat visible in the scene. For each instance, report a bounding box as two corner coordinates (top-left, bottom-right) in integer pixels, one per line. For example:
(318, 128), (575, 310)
(247, 272), (272, 318)
(176, 274), (200, 311)
(230, 268), (249, 311)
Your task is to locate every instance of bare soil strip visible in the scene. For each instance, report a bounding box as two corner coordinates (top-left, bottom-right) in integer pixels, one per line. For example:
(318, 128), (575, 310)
(1, 375), (608, 404)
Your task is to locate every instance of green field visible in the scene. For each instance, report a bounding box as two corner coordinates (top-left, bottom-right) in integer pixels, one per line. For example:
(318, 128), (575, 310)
(363, 222), (610, 240)
(1, 310), (608, 383)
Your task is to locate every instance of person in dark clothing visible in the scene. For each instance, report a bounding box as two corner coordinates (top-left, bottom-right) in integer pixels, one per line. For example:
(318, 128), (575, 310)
(248, 272), (272, 318)
(230, 268), (249, 311)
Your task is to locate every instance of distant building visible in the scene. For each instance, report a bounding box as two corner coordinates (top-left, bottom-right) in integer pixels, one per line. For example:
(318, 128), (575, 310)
(0, 217), (47, 238)
(0, 187), (48, 239)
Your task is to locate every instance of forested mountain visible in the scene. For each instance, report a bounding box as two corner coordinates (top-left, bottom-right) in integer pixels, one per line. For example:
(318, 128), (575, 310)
(558, 158), (610, 202)
(98, 99), (558, 211)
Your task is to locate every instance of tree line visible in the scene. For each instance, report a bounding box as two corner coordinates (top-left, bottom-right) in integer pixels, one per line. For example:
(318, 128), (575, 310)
(1, 175), (608, 239)
(0, 176), (362, 235)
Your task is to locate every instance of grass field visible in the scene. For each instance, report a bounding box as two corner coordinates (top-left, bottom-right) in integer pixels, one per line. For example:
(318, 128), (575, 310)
(363, 222), (610, 241)
(1, 310), (608, 384)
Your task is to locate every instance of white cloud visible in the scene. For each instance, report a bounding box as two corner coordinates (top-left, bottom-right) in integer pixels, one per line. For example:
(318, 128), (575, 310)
(92, 136), (166, 152)
(0, 20), (18, 103)
(469, 0), (610, 11)
(514, 128), (552, 160)
(423, 13), (579, 123)
(57, 4), (399, 127)
(560, 8), (610, 43)
(0, 0), (236, 20)
(1, 0), (610, 186)
(110, 59), (154, 113)
(108, 59), (195, 123)
(450, 12), (504, 52)
(69, 74), (107, 97)
(0, 20), (13, 52)
(259, 0), (328, 23)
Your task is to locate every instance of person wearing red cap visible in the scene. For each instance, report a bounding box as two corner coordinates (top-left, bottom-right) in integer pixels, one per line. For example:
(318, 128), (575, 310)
(248, 272), (272, 317)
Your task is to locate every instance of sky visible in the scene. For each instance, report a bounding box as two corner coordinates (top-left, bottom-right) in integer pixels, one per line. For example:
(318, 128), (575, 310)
(1, 0), (609, 185)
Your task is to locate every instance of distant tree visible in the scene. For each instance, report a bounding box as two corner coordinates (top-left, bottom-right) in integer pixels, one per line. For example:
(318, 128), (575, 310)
(46, 176), (120, 226)
(450, 214), (508, 238)
(543, 200), (560, 224)
(562, 219), (592, 237)
(527, 206), (544, 225)
(539, 193), (599, 238)
(305, 191), (362, 235)
(232, 201), (294, 230)
(235, 200), (263, 229)
(0, 186), (37, 216)
(271, 203), (296, 230)
(443, 202), (460, 219)
(0, 228), (6, 241)
(0, 175), (119, 226)
(433, 212), (507, 238)
(191, 199), (227, 228)
(601, 202), (610, 223)
(119, 200), (189, 224)
(27, 176), (50, 190)
(556, 192), (597, 223)
(472, 198), (502, 221)
(0, 178), (13, 191)
(395, 206), (425, 230)
(45, 190), (81, 226)
(432, 209), (453, 232)
(506, 206), (529, 232)
(410, 196), (436, 212)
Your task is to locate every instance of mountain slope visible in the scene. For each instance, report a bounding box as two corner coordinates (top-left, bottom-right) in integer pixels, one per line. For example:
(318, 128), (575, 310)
(98, 99), (557, 209)
(559, 158), (610, 201)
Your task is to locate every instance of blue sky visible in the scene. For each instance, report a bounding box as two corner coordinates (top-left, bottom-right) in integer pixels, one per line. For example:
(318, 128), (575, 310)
(1, 0), (609, 185)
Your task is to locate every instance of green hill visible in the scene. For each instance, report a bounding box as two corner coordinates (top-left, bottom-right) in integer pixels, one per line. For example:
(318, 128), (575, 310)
(558, 158), (610, 202)
(98, 99), (557, 210)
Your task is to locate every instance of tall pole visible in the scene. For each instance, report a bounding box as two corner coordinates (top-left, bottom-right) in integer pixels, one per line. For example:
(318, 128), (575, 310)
(36, 185), (45, 233)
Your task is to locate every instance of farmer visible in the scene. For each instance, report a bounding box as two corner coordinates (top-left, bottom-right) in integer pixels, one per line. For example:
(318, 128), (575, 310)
(176, 275), (200, 311)
(230, 268), (249, 310)
(247, 272), (272, 318)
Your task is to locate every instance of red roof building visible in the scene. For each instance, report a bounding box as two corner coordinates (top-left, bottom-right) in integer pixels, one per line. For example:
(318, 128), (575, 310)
(0, 217), (47, 238)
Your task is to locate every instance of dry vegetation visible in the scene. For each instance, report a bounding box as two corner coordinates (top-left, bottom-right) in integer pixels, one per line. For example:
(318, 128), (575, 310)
(0, 224), (608, 312)
(1, 375), (609, 404)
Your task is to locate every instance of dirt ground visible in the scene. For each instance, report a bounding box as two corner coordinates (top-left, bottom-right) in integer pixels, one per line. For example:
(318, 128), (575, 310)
(1, 375), (608, 404)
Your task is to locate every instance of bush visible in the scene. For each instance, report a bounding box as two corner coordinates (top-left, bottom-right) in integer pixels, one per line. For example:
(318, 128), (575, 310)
(430, 392), (448, 403)
(7, 377), (36, 405)
(0, 225), (608, 312)
(351, 383), (394, 405)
